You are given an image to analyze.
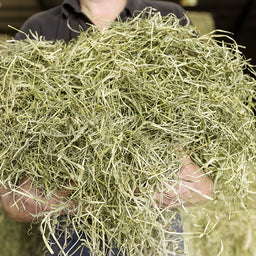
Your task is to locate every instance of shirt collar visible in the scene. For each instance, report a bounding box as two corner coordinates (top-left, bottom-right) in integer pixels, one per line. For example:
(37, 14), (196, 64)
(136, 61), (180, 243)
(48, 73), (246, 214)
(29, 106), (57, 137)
(125, 0), (141, 16)
(61, 0), (144, 18)
(126, 0), (142, 14)
(62, 0), (82, 17)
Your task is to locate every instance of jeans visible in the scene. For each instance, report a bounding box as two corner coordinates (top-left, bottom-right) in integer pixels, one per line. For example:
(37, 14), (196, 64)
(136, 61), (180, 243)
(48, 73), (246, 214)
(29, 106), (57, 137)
(48, 214), (184, 256)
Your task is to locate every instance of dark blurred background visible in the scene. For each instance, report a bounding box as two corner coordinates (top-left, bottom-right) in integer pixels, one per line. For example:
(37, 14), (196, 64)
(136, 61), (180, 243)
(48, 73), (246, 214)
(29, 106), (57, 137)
(0, 0), (255, 64)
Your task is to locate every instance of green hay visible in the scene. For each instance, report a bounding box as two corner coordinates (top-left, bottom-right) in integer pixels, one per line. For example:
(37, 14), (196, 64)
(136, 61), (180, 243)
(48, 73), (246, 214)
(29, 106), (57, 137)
(0, 10), (256, 255)
(183, 189), (256, 256)
(0, 206), (44, 256)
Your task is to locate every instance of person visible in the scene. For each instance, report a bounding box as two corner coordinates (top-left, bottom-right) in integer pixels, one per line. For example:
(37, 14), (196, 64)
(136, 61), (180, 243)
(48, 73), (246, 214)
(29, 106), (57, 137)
(1, 0), (214, 255)
(14, 0), (190, 42)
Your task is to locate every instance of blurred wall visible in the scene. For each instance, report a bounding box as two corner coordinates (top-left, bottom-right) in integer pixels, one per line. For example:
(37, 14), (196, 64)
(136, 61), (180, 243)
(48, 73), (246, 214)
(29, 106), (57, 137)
(181, 0), (256, 64)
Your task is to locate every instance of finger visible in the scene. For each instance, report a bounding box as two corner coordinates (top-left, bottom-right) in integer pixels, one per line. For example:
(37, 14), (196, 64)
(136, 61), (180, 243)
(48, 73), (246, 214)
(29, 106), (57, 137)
(153, 191), (181, 209)
(0, 183), (8, 197)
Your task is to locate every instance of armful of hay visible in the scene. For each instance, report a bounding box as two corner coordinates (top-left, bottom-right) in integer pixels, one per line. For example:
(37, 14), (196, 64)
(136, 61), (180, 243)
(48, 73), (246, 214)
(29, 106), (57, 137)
(1, 152), (214, 223)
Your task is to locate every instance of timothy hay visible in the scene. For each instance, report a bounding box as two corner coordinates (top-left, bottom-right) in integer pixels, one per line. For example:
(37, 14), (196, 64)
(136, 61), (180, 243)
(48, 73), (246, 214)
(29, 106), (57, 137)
(0, 10), (256, 255)
(0, 206), (44, 256)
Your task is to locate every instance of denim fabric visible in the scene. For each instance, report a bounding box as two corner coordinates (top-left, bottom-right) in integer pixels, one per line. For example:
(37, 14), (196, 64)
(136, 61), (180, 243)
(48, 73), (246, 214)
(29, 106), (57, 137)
(48, 214), (184, 256)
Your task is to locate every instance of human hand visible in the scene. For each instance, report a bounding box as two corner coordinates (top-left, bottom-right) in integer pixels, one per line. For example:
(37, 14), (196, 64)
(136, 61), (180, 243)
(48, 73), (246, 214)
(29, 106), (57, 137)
(153, 154), (214, 209)
(0, 177), (72, 222)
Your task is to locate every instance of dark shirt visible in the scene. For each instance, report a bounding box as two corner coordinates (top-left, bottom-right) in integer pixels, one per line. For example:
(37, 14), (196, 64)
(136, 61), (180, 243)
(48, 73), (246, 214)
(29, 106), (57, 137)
(14, 0), (188, 43)
(50, 214), (184, 256)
